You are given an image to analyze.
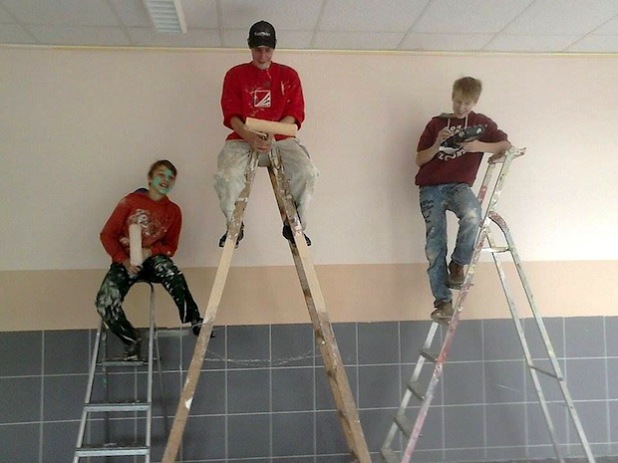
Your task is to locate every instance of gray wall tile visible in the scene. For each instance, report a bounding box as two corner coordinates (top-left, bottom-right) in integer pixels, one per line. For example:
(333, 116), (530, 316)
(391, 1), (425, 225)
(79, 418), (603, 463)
(358, 364), (400, 408)
(443, 362), (484, 405)
(486, 403), (526, 446)
(228, 413), (270, 458)
(449, 320), (483, 362)
(566, 358), (607, 400)
(42, 420), (79, 463)
(485, 360), (525, 404)
(332, 323), (358, 365)
(44, 330), (90, 374)
(272, 367), (314, 412)
(227, 325), (270, 369)
(43, 374), (88, 421)
(271, 323), (314, 367)
(525, 316), (565, 359)
(358, 322), (399, 365)
(0, 331), (41, 376)
(483, 319), (524, 360)
(191, 369), (226, 415)
(444, 404), (485, 448)
(315, 365), (357, 411)
(0, 423), (40, 462)
(182, 414), (226, 460)
(565, 317), (606, 358)
(227, 368), (270, 413)
(400, 319), (435, 364)
(0, 377), (41, 423)
(315, 410), (347, 455)
(605, 316), (618, 357)
(272, 411), (314, 456)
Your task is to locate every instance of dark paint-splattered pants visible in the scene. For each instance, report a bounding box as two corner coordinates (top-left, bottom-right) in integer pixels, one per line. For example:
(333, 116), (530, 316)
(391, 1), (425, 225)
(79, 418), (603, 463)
(419, 183), (481, 308)
(95, 255), (200, 346)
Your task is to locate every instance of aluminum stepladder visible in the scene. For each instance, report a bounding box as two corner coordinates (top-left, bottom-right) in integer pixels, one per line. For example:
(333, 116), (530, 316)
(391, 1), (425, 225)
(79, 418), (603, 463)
(74, 281), (168, 462)
(161, 118), (372, 463)
(381, 147), (596, 463)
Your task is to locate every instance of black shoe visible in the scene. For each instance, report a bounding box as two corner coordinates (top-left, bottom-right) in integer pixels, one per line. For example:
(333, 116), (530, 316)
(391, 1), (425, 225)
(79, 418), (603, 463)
(282, 225), (311, 246)
(190, 316), (216, 338)
(124, 339), (141, 361)
(191, 317), (203, 336)
(219, 223), (244, 248)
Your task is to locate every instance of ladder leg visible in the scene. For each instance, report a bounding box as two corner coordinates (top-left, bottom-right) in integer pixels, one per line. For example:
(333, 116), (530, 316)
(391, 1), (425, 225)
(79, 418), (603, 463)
(267, 147), (372, 463)
(161, 152), (259, 463)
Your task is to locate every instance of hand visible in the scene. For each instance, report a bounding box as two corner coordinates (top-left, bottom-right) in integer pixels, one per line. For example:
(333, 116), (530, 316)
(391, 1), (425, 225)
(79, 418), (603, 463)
(435, 127), (453, 146)
(122, 258), (141, 275)
(460, 140), (483, 153)
(247, 132), (273, 152)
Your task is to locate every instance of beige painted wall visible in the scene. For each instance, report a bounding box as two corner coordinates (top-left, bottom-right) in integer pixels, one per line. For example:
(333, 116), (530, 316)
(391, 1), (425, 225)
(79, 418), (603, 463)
(1, 46), (617, 331)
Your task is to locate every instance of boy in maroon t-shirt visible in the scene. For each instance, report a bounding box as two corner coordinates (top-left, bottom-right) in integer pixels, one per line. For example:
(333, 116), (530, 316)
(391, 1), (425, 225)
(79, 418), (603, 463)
(415, 77), (511, 324)
(95, 160), (202, 360)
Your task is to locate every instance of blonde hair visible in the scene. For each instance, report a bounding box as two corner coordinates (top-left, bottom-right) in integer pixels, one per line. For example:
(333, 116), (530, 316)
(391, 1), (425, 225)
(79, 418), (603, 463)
(452, 77), (482, 102)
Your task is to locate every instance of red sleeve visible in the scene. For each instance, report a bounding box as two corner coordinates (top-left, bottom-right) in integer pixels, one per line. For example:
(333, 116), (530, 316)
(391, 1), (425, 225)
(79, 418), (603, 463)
(150, 204), (182, 258)
(417, 117), (443, 152)
(100, 196), (131, 264)
(282, 67), (305, 129)
(221, 67), (243, 130)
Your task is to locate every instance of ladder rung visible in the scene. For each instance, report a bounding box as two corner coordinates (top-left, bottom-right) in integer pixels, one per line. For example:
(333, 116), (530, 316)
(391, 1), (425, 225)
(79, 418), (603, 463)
(380, 447), (400, 463)
(482, 246), (510, 253)
(394, 413), (413, 437)
(419, 349), (438, 363)
(529, 363), (562, 380)
(100, 358), (147, 367)
(407, 380), (426, 401)
(75, 444), (149, 457)
(84, 401), (150, 412)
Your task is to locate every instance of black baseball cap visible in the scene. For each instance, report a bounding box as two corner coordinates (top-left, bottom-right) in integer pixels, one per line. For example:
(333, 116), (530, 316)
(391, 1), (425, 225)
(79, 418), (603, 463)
(248, 20), (276, 49)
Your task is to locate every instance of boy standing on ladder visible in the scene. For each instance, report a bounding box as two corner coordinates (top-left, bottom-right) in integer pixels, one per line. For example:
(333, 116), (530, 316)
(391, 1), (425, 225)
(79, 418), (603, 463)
(95, 160), (203, 360)
(214, 20), (319, 247)
(415, 77), (511, 324)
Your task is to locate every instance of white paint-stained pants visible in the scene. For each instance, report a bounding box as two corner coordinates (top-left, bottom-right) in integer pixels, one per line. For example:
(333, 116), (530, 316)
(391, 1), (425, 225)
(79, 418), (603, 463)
(214, 138), (319, 226)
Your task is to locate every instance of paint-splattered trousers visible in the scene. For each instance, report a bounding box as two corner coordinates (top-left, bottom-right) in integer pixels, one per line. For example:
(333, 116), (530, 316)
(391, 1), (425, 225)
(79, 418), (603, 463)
(95, 255), (200, 346)
(419, 183), (481, 308)
(214, 138), (319, 226)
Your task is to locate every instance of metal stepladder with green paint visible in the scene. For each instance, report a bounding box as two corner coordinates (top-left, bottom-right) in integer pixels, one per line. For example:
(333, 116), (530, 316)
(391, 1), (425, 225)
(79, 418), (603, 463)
(380, 147), (596, 463)
(160, 117), (372, 463)
(73, 282), (169, 462)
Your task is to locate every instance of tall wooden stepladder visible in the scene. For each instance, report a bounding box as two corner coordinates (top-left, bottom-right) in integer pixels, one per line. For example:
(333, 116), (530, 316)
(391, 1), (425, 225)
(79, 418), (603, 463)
(380, 147), (596, 463)
(162, 118), (372, 463)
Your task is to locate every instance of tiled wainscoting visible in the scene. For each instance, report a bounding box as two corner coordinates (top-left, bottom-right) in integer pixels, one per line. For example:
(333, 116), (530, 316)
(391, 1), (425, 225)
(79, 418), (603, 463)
(1, 316), (617, 462)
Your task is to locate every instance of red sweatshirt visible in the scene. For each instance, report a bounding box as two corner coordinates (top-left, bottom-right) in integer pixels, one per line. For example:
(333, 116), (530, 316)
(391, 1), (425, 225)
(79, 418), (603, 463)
(221, 61), (305, 141)
(100, 190), (182, 264)
(415, 112), (508, 187)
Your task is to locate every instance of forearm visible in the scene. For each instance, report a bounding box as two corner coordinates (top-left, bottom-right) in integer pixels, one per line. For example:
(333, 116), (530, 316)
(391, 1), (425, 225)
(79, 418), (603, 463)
(477, 140), (512, 154)
(416, 143), (440, 167)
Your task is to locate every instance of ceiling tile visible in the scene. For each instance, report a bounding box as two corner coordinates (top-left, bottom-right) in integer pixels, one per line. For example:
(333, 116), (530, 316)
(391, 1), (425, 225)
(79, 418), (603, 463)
(592, 14), (618, 35)
(313, 31), (405, 50)
(400, 32), (493, 51)
(0, 3), (17, 23)
(220, 0), (322, 30)
(484, 34), (581, 52)
(28, 25), (129, 46)
(319, 0), (429, 32)
(2, 0), (119, 26)
(109, 0), (150, 28)
(182, 0), (219, 29)
(503, 0), (618, 35)
(567, 34), (618, 53)
(0, 24), (37, 43)
(128, 27), (221, 48)
(412, 0), (532, 34)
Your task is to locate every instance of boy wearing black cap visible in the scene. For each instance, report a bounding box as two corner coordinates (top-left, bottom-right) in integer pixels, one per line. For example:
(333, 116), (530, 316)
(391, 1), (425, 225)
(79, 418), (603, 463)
(214, 20), (319, 247)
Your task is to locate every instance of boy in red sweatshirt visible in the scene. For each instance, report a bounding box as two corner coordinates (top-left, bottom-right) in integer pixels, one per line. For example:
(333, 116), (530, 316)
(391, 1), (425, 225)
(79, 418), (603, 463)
(96, 160), (202, 360)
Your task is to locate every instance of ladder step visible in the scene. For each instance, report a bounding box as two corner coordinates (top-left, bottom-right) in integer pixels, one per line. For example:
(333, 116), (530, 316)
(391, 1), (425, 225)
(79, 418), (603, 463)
(407, 380), (426, 401)
(75, 444), (149, 457)
(529, 363), (562, 380)
(100, 358), (147, 367)
(482, 246), (510, 253)
(84, 401), (150, 412)
(394, 413), (413, 437)
(419, 349), (438, 363)
(380, 447), (400, 463)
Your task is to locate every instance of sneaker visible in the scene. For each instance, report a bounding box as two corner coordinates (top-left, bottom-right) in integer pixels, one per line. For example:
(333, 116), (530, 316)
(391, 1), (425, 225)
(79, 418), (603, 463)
(430, 301), (454, 325)
(124, 339), (141, 361)
(189, 316), (216, 338)
(190, 317), (203, 336)
(447, 261), (465, 289)
(282, 225), (312, 247)
(218, 223), (244, 248)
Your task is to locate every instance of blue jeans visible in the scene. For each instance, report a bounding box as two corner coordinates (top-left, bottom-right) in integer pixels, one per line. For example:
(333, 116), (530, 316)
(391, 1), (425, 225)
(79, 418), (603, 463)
(419, 183), (481, 308)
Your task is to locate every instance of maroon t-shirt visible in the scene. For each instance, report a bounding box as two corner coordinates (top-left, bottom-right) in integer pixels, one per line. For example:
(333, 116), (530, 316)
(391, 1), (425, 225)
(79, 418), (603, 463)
(415, 112), (508, 186)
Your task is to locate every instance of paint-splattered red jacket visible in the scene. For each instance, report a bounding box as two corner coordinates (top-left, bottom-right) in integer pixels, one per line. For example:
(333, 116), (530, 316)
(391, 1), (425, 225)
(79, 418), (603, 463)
(100, 190), (181, 264)
(221, 61), (305, 141)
